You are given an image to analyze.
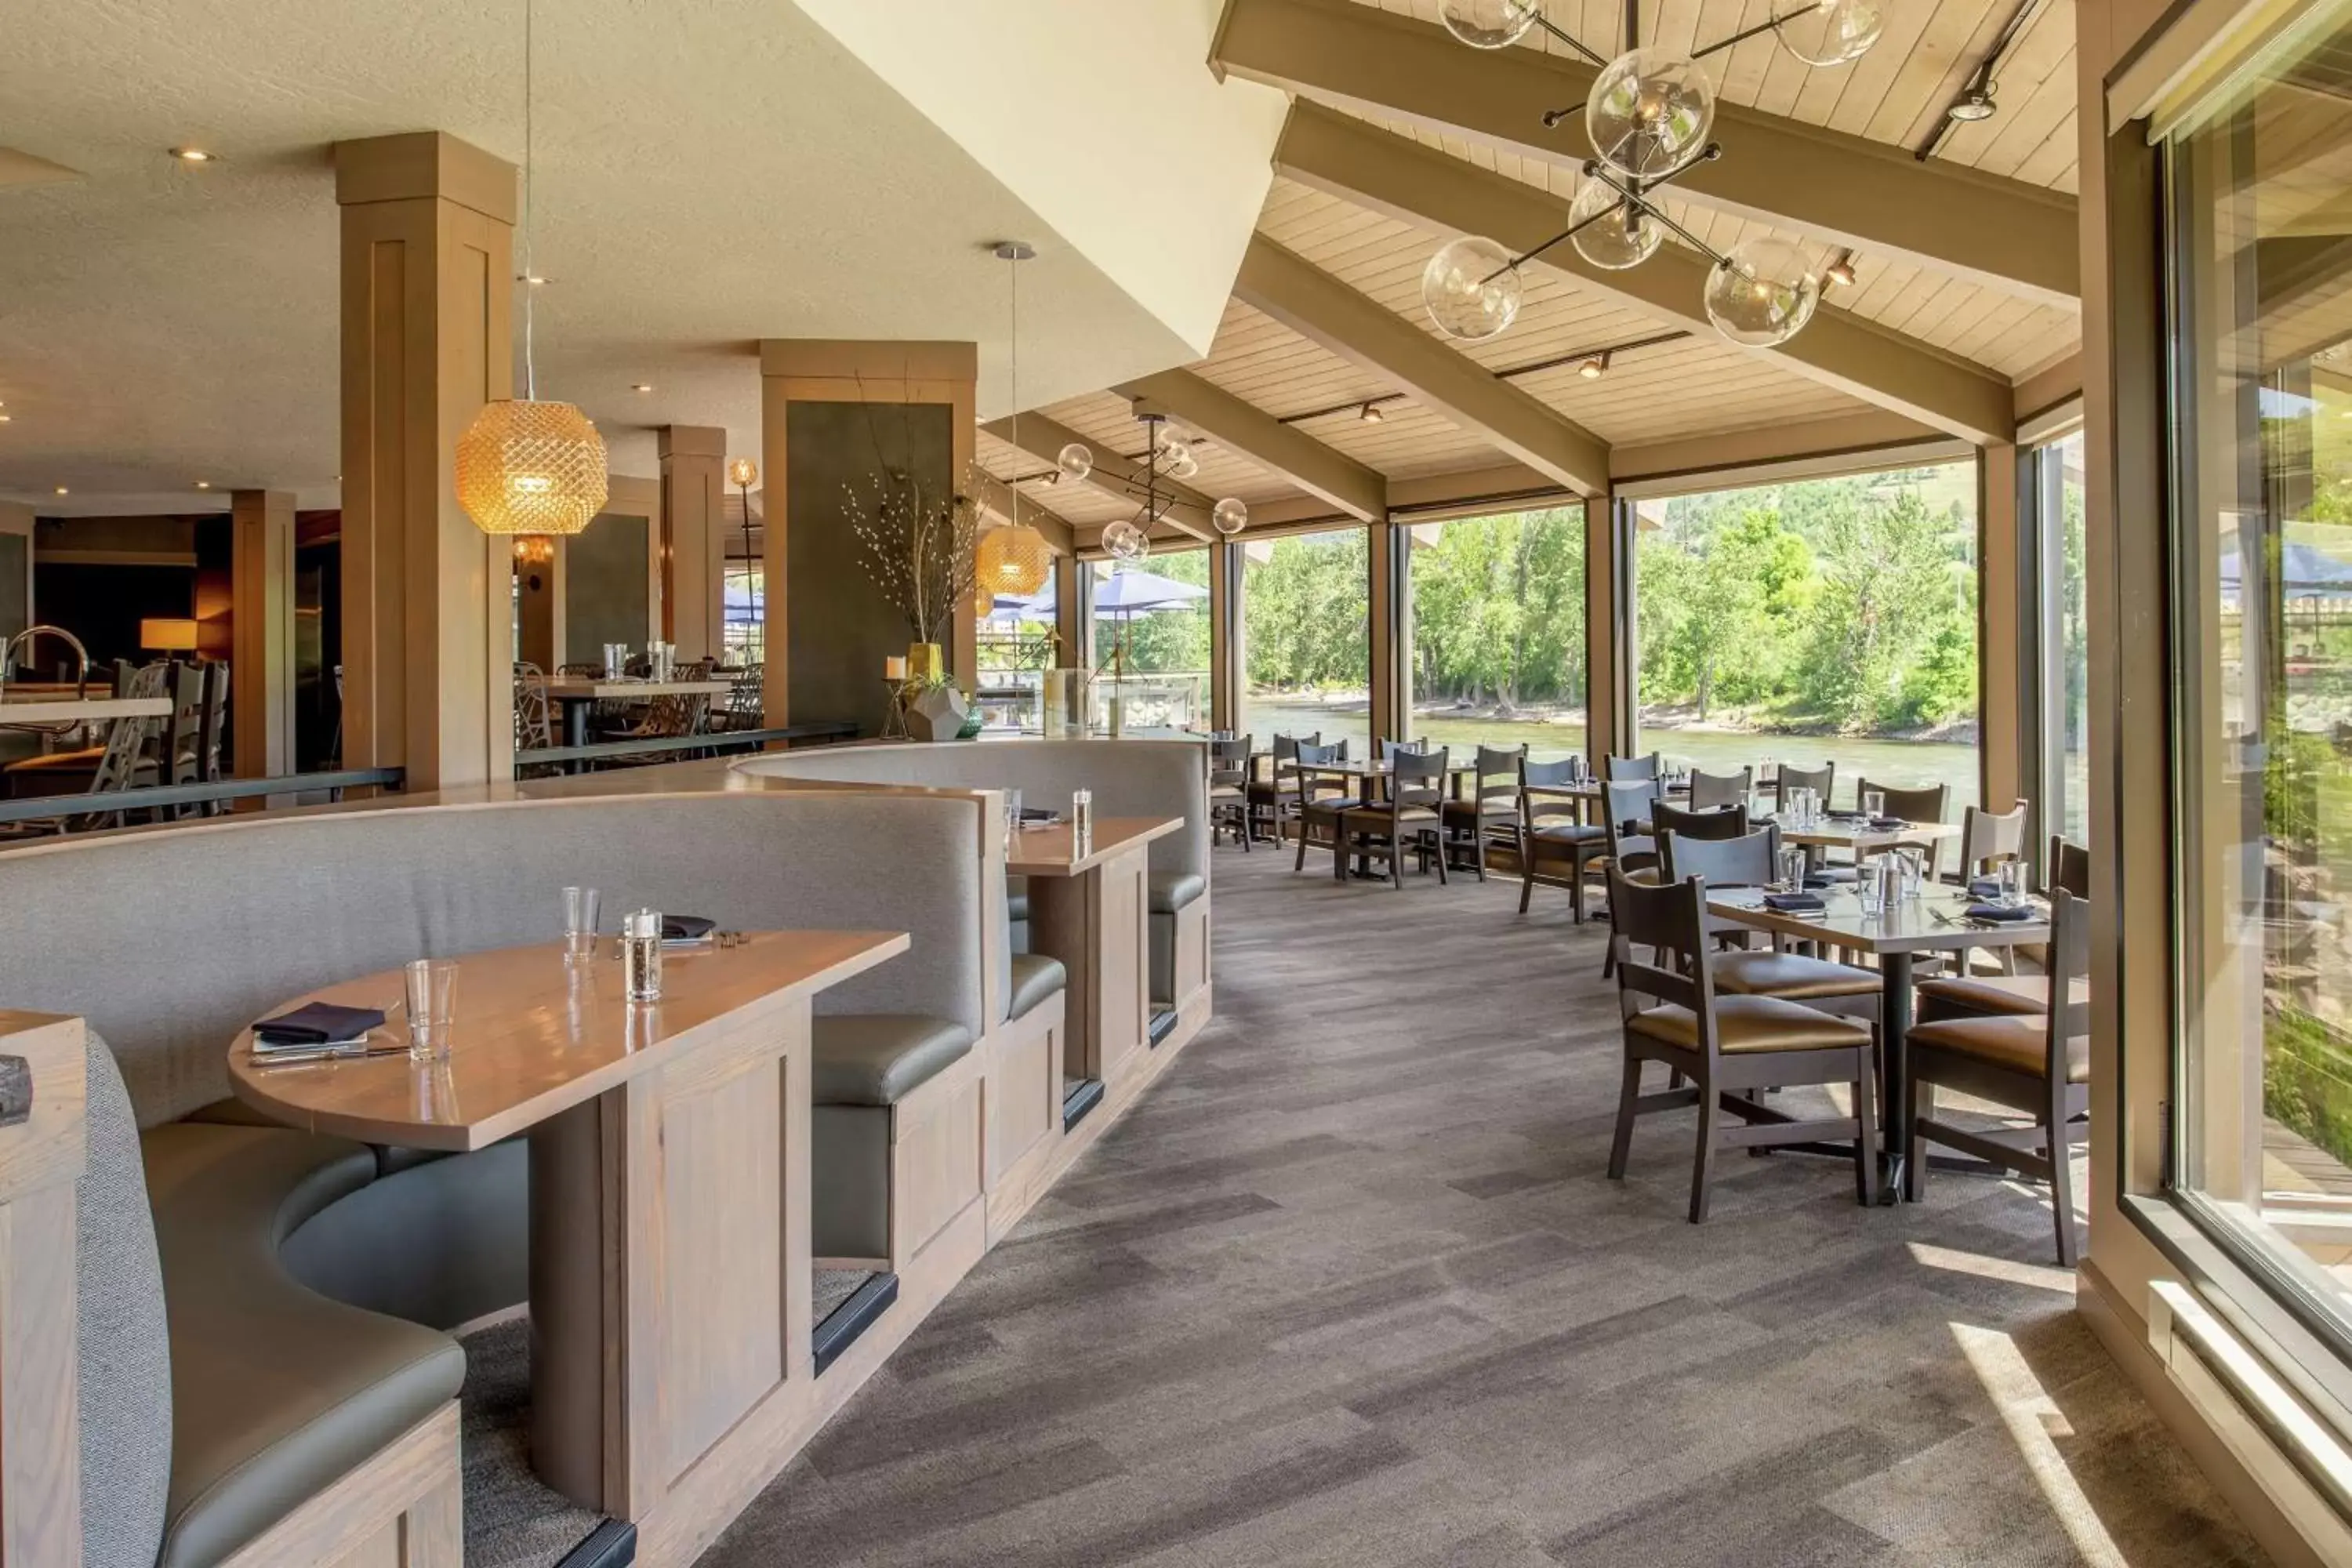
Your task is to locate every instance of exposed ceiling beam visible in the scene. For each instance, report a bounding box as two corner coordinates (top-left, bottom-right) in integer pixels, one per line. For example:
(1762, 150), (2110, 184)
(1232, 235), (1612, 495)
(1214, 0), (2079, 307)
(979, 412), (1216, 542)
(1277, 103), (2016, 445)
(970, 470), (1075, 556)
(1114, 368), (1388, 521)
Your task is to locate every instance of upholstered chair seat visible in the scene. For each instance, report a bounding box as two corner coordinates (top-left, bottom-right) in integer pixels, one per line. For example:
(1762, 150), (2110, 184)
(1625, 994), (1874, 1054)
(1711, 951), (1882, 1001)
(1906, 1013), (2089, 1083)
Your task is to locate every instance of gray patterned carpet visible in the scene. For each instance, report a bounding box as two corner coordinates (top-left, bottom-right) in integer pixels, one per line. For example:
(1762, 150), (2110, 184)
(693, 845), (2270, 1567)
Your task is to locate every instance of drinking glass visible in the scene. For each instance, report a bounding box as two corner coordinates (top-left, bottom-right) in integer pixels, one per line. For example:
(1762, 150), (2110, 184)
(1998, 859), (2027, 906)
(1896, 845), (1926, 900)
(563, 885), (601, 963)
(1857, 865), (1886, 915)
(1864, 789), (1886, 820)
(405, 959), (459, 1062)
(1777, 844), (1808, 892)
(1004, 787), (1025, 844)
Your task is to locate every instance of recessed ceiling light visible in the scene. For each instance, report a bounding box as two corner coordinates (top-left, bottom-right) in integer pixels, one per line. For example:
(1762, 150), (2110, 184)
(1359, 402), (1385, 424)
(631, 383), (654, 393)
(168, 146), (216, 163)
(520, 273), (550, 286)
(53, 485), (67, 495)
(1947, 85), (1997, 122)
(1577, 351), (1610, 379)
(1824, 249), (1857, 288)
(0, 414), (11, 424)
(194, 481), (210, 490)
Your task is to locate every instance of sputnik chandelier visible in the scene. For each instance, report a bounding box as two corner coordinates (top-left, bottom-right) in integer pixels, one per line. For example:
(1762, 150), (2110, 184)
(1421, 0), (1884, 350)
(1047, 422), (1250, 564)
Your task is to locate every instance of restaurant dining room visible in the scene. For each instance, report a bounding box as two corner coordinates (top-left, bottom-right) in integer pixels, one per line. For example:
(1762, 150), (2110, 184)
(5, 1), (2352, 1566)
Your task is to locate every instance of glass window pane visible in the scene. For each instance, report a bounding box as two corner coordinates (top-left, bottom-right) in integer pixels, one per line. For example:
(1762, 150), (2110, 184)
(722, 561), (764, 667)
(1403, 508), (1586, 762)
(2053, 431), (2089, 847)
(2168, 12), (2352, 1334)
(976, 570), (1055, 733)
(1094, 549), (1207, 733)
(1632, 465), (1980, 809)
(1239, 528), (1369, 757)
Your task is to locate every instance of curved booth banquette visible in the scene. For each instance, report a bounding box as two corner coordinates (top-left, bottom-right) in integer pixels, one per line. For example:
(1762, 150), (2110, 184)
(736, 736), (1211, 1011)
(0, 788), (1032, 1568)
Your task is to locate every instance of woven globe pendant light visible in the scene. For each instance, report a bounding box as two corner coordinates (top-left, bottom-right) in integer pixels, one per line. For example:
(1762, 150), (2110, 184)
(458, 398), (608, 535)
(459, 0), (607, 539)
(976, 521), (1051, 597)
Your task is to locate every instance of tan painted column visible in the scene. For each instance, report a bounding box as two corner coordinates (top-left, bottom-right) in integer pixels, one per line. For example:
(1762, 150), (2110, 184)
(1584, 495), (1624, 764)
(1368, 521), (1406, 744)
(1208, 541), (1243, 734)
(659, 426), (727, 661)
(335, 131), (517, 790)
(757, 340), (977, 731)
(1052, 554), (1085, 670)
(1977, 443), (2023, 814)
(229, 488), (296, 782)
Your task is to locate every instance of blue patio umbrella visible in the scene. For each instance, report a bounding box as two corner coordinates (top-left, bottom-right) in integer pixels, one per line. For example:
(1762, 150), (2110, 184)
(2219, 539), (2352, 599)
(1091, 565), (1208, 612)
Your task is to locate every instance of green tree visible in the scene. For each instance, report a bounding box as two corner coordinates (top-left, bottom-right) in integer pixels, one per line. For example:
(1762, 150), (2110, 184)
(1410, 509), (1584, 707)
(1799, 488), (1976, 728)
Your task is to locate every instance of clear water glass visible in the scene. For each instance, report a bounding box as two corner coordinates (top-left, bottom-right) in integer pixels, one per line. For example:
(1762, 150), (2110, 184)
(1998, 859), (2027, 906)
(1777, 844), (1808, 892)
(563, 885), (601, 963)
(1864, 789), (1886, 820)
(1004, 787), (1025, 844)
(405, 959), (459, 1062)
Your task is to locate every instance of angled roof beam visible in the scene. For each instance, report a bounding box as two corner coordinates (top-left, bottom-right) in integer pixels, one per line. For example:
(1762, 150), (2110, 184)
(1114, 368), (1388, 521)
(979, 412), (1217, 542)
(1214, 0), (2078, 307)
(1278, 103), (2016, 445)
(971, 470), (1075, 556)
(1232, 236), (1612, 495)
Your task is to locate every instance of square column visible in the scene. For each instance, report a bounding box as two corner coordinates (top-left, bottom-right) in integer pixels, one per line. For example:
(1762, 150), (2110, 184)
(335, 131), (517, 789)
(1584, 495), (1627, 762)
(1977, 442), (2023, 815)
(659, 425), (728, 662)
(229, 488), (296, 782)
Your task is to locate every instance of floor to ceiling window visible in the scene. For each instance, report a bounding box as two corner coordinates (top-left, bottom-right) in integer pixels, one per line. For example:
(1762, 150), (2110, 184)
(2166, 4), (2352, 1336)
(1094, 548), (1208, 733)
(1632, 464), (1980, 808)
(2032, 430), (2089, 847)
(975, 570), (1055, 733)
(722, 557), (764, 667)
(1403, 506), (1585, 763)
(1238, 526), (1370, 758)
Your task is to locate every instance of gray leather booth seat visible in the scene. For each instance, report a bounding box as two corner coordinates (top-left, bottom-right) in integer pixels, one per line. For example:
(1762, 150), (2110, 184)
(1007, 954), (1065, 1021)
(811, 1014), (977, 1258)
(738, 739), (1209, 1005)
(5, 791), (990, 1567)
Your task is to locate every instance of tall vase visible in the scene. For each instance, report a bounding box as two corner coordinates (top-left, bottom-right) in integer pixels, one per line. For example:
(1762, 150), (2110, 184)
(906, 642), (944, 684)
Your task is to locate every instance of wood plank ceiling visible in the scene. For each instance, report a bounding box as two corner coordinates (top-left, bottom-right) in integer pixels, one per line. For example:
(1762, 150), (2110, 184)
(978, 0), (2083, 546)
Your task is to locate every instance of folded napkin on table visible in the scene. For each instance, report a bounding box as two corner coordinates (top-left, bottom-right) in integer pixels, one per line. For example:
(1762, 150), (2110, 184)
(662, 915), (718, 942)
(1965, 902), (2037, 922)
(253, 1002), (386, 1047)
(1015, 807), (1062, 825)
(1763, 891), (1828, 913)
(1967, 876), (2004, 898)
(1867, 815), (1909, 830)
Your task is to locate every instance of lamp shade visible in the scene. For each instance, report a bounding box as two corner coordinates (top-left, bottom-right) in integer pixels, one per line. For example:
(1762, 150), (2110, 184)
(456, 397), (610, 536)
(976, 521), (1052, 597)
(140, 618), (199, 652)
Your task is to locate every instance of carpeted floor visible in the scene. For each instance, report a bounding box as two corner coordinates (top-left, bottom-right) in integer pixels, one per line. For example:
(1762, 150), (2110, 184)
(697, 844), (2272, 1568)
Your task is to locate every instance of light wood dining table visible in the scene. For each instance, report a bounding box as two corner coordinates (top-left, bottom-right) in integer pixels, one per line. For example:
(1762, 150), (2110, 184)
(1702, 880), (2050, 1201)
(529, 677), (735, 750)
(226, 927), (907, 1517)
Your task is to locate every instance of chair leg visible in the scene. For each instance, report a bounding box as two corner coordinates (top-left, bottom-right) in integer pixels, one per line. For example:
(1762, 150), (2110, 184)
(1904, 1058), (1926, 1203)
(1519, 861), (1537, 914)
(1689, 1081), (1721, 1223)
(1472, 825), (1487, 882)
(2047, 1085), (2079, 1267)
(1852, 1048), (1879, 1207)
(1433, 829), (1449, 886)
(1606, 1054), (1642, 1180)
(1295, 818), (1310, 873)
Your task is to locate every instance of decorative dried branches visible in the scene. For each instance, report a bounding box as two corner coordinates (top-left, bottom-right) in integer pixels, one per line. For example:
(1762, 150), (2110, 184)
(848, 467), (982, 648)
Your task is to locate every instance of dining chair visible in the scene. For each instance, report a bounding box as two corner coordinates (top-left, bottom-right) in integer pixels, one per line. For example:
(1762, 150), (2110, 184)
(1773, 762), (1835, 812)
(1600, 778), (1664, 879)
(1517, 756), (1608, 920)
(514, 662), (557, 775)
(2049, 834), (2089, 899)
(1652, 799), (1749, 844)
(1686, 767), (1751, 811)
(1338, 747), (1450, 887)
(1958, 798), (2030, 883)
(1603, 751), (1662, 782)
(1250, 731), (1317, 845)
(1603, 867), (1879, 1220)
(1661, 828), (1882, 1024)
(1207, 734), (1253, 851)
(1904, 889), (2091, 1263)
(715, 666), (764, 732)
(1375, 736), (1428, 760)
(1855, 779), (1951, 873)
(1441, 743), (1525, 882)
(1289, 740), (1356, 873)
(1916, 832), (2093, 1022)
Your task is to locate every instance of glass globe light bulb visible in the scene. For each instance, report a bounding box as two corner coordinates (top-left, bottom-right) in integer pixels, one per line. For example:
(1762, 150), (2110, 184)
(1102, 517), (1152, 562)
(725, 456), (759, 488)
(1702, 236), (1822, 348)
(1421, 235), (1523, 343)
(1775, 0), (1885, 67)
(1587, 48), (1716, 179)
(1161, 446), (1200, 481)
(1567, 179), (1661, 270)
(1212, 498), (1248, 536)
(1056, 441), (1094, 482)
(1436, 0), (1541, 49)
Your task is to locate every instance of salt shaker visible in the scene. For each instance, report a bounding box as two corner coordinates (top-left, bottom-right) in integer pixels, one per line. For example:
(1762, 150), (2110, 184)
(622, 909), (664, 1001)
(1071, 788), (1093, 855)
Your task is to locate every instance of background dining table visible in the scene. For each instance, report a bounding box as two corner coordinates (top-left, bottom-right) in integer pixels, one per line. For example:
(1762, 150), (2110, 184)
(1704, 880), (2052, 1202)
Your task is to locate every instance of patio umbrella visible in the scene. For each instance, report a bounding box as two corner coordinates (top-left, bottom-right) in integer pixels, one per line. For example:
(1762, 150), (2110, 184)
(2218, 539), (2352, 599)
(1091, 566), (1208, 613)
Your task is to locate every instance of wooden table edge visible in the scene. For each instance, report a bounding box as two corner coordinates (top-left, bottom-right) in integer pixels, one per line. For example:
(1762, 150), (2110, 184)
(225, 929), (911, 1152)
(1005, 815), (1184, 877)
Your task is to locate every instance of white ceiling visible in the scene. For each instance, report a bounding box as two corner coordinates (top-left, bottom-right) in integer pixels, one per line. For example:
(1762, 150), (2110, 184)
(0, 0), (1282, 514)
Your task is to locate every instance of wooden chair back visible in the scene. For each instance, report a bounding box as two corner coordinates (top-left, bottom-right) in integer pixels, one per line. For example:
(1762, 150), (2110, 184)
(1653, 800), (1748, 844)
(1520, 755), (1583, 829)
(514, 662), (555, 752)
(1290, 740), (1351, 813)
(1606, 866), (1714, 1023)
(1208, 735), (1251, 791)
(162, 660), (205, 789)
(1388, 746), (1449, 811)
(1601, 777), (1661, 872)
(2047, 890), (2090, 1047)
(1773, 762), (1834, 811)
(2049, 835), (2090, 899)
(1661, 825), (1780, 887)
(198, 662), (230, 782)
(1687, 766), (1751, 810)
(1959, 798), (2028, 877)
(1471, 744), (1524, 809)
(1604, 751), (1661, 782)
(1861, 779), (1951, 875)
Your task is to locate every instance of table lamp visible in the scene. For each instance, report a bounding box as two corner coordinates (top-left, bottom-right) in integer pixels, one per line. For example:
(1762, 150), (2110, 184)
(140, 618), (199, 654)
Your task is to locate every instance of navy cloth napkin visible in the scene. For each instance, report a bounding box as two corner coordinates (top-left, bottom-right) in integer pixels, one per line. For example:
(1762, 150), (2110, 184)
(1965, 902), (2037, 922)
(1968, 876), (2003, 898)
(1764, 891), (1828, 913)
(662, 915), (718, 942)
(254, 1002), (385, 1045)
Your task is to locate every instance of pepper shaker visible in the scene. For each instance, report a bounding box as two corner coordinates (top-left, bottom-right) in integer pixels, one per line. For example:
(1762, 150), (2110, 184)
(622, 909), (664, 1001)
(1071, 788), (1093, 857)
